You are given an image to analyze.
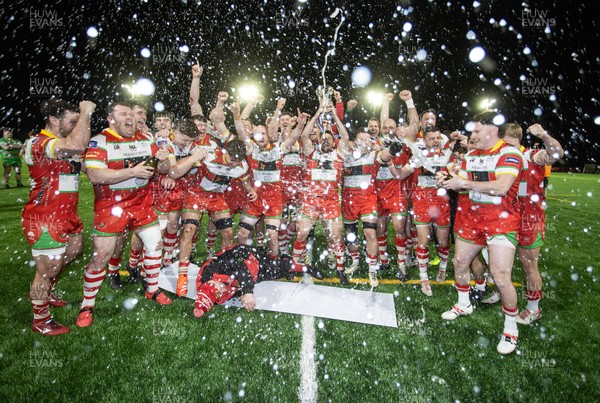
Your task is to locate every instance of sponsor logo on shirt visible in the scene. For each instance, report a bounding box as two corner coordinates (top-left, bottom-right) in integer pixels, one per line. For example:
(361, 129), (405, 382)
(505, 156), (520, 165)
(88, 141), (97, 148)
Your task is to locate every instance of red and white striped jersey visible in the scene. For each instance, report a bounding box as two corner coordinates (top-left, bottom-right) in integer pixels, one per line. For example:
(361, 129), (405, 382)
(22, 129), (82, 221)
(83, 128), (156, 211)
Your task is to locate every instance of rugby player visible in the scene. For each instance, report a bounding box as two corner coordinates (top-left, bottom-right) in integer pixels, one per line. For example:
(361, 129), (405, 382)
(22, 99), (95, 335)
(439, 111), (524, 354)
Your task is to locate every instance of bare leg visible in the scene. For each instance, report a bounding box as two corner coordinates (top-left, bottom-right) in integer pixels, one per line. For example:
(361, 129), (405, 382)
(488, 239), (519, 353)
(212, 212), (234, 250)
(79, 235), (118, 309)
(517, 246), (543, 321)
(264, 218), (281, 259)
(442, 239), (482, 319)
(3, 165), (12, 186)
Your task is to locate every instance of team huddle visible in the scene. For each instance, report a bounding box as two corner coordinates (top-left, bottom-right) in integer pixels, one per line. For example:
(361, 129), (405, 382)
(21, 64), (564, 355)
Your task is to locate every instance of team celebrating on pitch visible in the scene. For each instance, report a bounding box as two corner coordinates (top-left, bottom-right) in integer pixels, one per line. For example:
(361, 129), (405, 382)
(20, 63), (564, 355)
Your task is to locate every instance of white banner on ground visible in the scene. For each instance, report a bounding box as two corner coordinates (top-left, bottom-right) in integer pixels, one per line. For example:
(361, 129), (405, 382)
(158, 263), (200, 298)
(158, 263), (398, 328)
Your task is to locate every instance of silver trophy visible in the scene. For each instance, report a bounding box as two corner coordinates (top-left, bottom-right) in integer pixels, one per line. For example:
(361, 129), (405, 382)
(316, 85), (335, 108)
(316, 86), (335, 127)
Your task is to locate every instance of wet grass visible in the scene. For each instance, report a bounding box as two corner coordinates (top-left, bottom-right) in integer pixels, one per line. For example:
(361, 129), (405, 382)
(0, 171), (599, 401)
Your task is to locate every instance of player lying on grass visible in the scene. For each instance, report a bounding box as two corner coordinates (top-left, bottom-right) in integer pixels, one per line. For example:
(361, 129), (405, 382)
(193, 244), (324, 318)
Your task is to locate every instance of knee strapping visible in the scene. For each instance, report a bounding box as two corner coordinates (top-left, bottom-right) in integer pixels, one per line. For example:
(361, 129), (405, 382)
(136, 226), (163, 253)
(363, 221), (377, 230)
(214, 217), (233, 230)
(239, 221), (254, 231)
(181, 219), (200, 228)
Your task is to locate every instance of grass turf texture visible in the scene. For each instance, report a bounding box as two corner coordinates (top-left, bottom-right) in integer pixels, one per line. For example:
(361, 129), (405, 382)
(0, 171), (599, 401)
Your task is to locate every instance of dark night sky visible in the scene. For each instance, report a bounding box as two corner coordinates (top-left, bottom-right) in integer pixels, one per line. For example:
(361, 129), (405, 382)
(1, 0), (599, 167)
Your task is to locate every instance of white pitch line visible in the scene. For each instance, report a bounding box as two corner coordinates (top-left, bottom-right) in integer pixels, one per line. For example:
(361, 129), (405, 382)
(298, 314), (317, 403)
(298, 275), (318, 403)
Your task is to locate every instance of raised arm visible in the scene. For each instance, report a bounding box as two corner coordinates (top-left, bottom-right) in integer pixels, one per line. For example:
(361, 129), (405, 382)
(300, 108), (323, 156)
(189, 62), (204, 116)
(231, 102), (248, 139)
(241, 94), (264, 121)
(211, 91), (233, 141)
(281, 109), (310, 153)
(400, 89), (419, 127)
(343, 99), (358, 137)
(53, 101), (96, 158)
(527, 124), (564, 166)
(267, 97), (286, 142)
(334, 90), (345, 121)
(330, 105), (351, 153)
(380, 92), (394, 123)
(230, 102), (254, 156)
(399, 90), (419, 142)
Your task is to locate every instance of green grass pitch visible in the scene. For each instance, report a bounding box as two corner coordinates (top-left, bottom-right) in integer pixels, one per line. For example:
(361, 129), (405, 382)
(0, 171), (599, 401)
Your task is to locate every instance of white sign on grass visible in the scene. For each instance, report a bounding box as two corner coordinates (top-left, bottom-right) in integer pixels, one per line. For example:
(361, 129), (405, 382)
(159, 263), (397, 327)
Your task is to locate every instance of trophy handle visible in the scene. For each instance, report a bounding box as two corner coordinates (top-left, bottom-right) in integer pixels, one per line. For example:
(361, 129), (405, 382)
(316, 86), (335, 107)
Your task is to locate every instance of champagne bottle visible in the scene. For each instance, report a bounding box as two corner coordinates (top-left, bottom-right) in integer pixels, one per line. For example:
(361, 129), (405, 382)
(155, 136), (169, 148)
(144, 157), (158, 168)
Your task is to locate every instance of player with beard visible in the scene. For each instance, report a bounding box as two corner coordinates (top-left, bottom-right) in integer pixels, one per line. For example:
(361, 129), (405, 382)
(222, 96), (264, 241)
(290, 106), (348, 283)
(268, 98), (302, 258)
(367, 118), (380, 140)
(403, 107), (448, 268)
(156, 119), (210, 270)
(448, 134), (491, 301)
(405, 127), (452, 296)
(374, 91), (418, 280)
(107, 102), (153, 289)
(340, 111), (404, 287)
(23, 99), (96, 335)
(438, 111), (524, 354)
(278, 113), (303, 258)
(76, 101), (173, 328)
(108, 105), (179, 288)
(235, 100), (309, 263)
(182, 63), (215, 260)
